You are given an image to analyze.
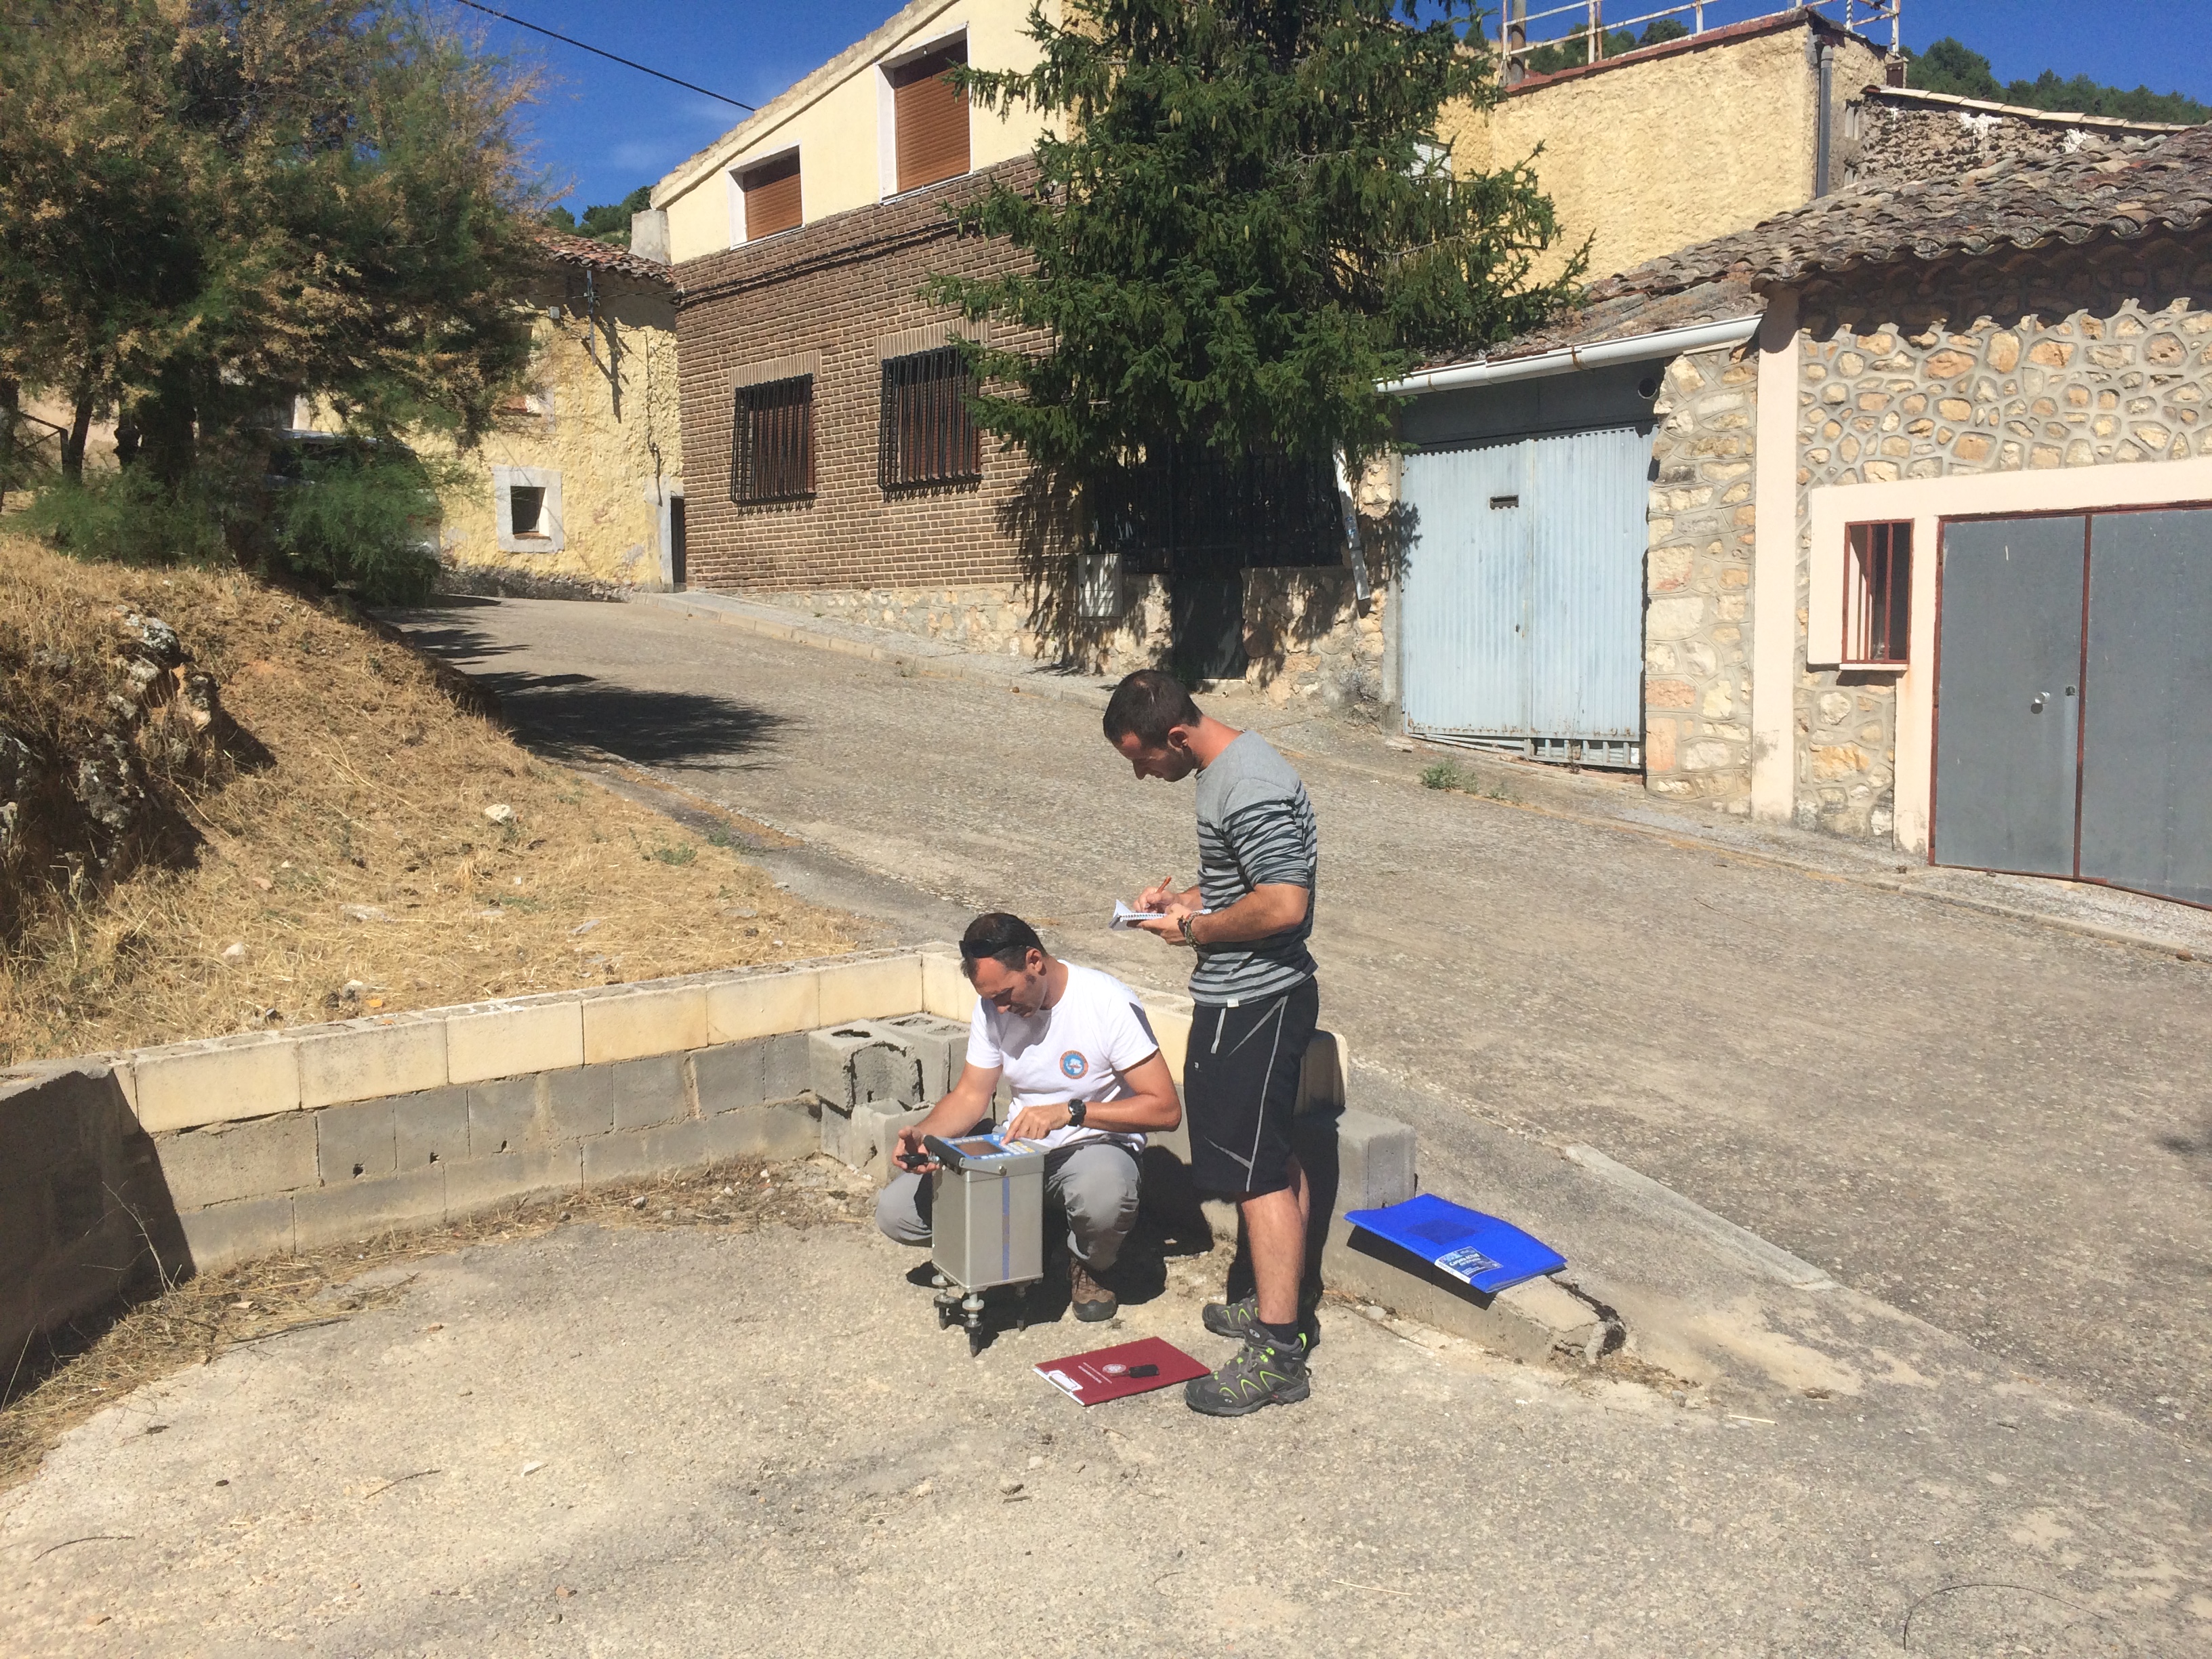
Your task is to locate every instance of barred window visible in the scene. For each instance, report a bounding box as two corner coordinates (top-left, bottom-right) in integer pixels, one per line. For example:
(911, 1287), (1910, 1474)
(732, 375), (815, 504)
(879, 347), (980, 490)
(1843, 519), (1911, 665)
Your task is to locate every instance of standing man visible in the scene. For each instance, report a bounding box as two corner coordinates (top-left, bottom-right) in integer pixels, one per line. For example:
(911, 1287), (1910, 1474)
(1105, 669), (1320, 1416)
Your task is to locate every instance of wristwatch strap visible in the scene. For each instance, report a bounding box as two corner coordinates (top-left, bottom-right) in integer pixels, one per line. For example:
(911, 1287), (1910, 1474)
(1066, 1097), (1087, 1129)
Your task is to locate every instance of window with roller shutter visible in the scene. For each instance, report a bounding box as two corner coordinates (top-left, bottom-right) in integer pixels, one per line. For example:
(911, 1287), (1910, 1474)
(742, 152), (801, 240)
(890, 41), (968, 194)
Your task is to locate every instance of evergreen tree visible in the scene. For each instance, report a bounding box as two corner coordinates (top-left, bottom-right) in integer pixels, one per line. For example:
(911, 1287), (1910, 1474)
(926, 0), (1582, 491)
(1906, 36), (2208, 125)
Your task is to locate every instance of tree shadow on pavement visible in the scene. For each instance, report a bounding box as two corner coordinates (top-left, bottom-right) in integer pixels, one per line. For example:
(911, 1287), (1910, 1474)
(484, 675), (790, 768)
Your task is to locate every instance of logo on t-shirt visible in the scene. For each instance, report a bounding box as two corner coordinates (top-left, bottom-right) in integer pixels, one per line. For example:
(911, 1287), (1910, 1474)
(1059, 1050), (1088, 1080)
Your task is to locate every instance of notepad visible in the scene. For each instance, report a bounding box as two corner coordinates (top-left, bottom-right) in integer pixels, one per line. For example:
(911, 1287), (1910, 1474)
(1342, 1194), (1566, 1294)
(1110, 901), (1166, 929)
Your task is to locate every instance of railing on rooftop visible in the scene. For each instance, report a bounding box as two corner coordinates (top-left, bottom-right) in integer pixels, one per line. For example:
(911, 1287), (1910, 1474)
(1496, 0), (1901, 87)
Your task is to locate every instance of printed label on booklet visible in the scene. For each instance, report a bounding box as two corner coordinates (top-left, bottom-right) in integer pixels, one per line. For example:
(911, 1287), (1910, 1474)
(1437, 1246), (1501, 1280)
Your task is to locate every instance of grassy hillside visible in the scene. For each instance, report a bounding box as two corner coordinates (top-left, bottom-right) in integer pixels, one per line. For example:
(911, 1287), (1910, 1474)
(0, 535), (849, 1063)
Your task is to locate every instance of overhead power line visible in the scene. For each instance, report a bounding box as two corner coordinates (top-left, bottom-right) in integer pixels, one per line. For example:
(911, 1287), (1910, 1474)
(450, 0), (756, 111)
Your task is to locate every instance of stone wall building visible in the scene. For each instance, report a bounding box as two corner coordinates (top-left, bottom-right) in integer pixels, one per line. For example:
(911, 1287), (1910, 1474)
(1374, 123), (2212, 905)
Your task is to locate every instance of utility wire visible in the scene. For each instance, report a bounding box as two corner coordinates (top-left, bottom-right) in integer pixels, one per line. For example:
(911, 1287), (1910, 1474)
(450, 0), (756, 111)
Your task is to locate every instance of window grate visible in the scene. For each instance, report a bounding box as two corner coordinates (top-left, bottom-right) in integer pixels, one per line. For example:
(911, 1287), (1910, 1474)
(879, 348), (981, 489)
(732, 375), (815, 504)
(1844, 520), (1911, 665)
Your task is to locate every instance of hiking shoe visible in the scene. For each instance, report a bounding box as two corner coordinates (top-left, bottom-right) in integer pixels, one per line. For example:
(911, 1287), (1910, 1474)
(1200, 1294), (1320, 1350)
(1185, 1333), (1310, 1417)
(1070, 1259), (1118, 1323)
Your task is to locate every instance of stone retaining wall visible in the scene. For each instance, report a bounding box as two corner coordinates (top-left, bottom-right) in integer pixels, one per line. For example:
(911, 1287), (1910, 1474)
(1240, 569), (1385, 714)
(745, 576), (1172, 676)
(1790, 232), (2212, 837)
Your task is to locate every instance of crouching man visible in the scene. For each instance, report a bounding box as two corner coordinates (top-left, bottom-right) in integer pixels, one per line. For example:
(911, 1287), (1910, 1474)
(876, 912), (1181, 1322)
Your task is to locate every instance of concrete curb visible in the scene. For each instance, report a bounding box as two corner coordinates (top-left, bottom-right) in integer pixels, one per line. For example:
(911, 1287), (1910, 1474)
(1564, 1144), (1840, 1291)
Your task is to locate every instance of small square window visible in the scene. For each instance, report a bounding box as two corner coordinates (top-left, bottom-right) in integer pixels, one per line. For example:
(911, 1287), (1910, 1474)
(510, 485), (548, 539)
(1844, 520), (1911, 665)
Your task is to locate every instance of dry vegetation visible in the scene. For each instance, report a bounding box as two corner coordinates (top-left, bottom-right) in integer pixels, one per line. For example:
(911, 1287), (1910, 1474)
(0, 533), (852, 1062)
(0, 1154), (882, 1492)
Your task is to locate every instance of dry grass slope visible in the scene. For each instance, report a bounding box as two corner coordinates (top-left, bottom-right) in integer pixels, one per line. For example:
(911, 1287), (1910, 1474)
(0, 535), (851, 1062)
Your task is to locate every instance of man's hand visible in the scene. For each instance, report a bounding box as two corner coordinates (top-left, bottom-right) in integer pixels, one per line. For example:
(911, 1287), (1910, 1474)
(1138, 877), (1200, 914)
(892, 1122), (937, 1174)
(1006, 1101), (1077, 1142)
(1134, 902), (1197, 945)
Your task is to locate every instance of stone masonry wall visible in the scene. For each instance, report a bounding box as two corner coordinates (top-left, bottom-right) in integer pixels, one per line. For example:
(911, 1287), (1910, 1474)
(1643, 344), (1759, 806)
(747, 575), (1172, 676)
(1792, 231), (2212, 838)
(1851, 89), (2176, 191)
(1241, 569), (1385, 715)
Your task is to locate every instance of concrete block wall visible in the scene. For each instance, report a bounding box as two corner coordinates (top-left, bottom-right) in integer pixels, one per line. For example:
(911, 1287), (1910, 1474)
(2, 941), (1439, 1368)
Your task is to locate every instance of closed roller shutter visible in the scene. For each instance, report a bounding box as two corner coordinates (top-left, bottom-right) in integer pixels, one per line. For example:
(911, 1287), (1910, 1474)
(743, 152), (801, 239)
(892, 43), (968, 194)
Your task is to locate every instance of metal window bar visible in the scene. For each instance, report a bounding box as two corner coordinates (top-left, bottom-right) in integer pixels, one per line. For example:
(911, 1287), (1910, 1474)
(1845, 519), (1911, 664)
(732, 375), (815, 504)
(879, 348), (981, 489)
(1094, 443), (1342, 577)
(1501, 0), (1898, 77)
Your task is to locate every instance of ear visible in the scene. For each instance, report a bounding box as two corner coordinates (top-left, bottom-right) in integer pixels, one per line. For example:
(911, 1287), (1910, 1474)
(1165, 721), (1197, 752)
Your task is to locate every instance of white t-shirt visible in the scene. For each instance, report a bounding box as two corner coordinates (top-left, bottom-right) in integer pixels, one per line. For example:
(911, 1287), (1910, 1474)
(966, 963), (1161, 1155)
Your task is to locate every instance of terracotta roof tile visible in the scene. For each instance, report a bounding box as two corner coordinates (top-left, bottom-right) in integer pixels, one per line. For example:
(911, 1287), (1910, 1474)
(535, 231), (676, 286)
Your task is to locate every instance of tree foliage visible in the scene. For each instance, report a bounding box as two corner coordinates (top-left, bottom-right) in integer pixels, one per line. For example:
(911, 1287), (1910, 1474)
(1907, 36), (2209, 125)
(546, 184), (655, 245)
(1522, 18), (1687, 78)
(925, 0), (1584, 488)
(0, 0), (544, 596)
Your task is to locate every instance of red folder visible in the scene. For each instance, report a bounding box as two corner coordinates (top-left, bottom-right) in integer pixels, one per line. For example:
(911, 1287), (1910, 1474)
(1033, 1336), (1212, 1405)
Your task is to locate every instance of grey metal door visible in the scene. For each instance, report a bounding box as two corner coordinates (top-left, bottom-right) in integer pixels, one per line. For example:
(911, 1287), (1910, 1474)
(1399, 424), (1650, 762)
(2079, 508), (2212, 906)
(1933, 516), (2085, 877)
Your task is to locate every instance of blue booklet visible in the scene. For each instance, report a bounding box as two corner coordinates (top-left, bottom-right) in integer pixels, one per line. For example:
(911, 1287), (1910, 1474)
(1342, 1194), (1566, 1295)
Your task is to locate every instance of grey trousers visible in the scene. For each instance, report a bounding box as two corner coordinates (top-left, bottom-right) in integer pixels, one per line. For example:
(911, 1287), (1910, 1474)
(875, 1140), (1143, 1272)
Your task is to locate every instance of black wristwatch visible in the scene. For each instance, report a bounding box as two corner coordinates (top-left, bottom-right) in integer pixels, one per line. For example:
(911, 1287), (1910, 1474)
(1065, 1098), (1088, 1130)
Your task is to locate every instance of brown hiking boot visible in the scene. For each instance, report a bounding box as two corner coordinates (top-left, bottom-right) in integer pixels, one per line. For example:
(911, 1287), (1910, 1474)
(1070, 1258), (1118, 1323)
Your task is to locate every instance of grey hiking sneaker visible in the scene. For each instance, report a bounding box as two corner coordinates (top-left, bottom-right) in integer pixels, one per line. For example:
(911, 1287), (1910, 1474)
(1185, 1332), (1310, 1416)
(1201, 1294), (1319, 1350)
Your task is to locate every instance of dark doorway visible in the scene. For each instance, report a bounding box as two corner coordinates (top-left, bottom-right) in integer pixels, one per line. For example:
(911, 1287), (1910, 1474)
(669, 495), (687, 590)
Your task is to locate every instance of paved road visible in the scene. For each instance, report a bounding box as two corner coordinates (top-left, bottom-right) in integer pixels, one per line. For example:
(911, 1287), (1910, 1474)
(392, 596), (2212, 1450)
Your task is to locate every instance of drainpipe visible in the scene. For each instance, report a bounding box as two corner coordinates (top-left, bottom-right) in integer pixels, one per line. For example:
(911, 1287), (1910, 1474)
(1814, 38), (1836, 197)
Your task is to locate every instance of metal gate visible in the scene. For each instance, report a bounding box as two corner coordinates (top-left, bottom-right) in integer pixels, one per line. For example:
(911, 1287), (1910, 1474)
(1399, 424), (1654, 766)
(1933, 506), (2212, 906)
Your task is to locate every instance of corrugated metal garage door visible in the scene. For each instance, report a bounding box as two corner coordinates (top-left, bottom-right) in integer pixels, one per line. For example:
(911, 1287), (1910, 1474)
(1399, 424), (1654, 766)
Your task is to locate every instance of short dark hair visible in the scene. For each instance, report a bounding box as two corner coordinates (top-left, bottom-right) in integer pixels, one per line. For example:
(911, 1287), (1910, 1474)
(959, 912), (1045, 980)
(1103, 669), (1202, 747)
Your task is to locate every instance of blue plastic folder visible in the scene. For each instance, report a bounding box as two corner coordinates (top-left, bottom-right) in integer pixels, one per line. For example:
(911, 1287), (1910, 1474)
(1342, 1195), (1566, 1294)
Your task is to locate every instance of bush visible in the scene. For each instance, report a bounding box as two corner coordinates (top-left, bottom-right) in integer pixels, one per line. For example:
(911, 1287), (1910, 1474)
(23, 469), (232, 570)
(266, 441), (448, 606)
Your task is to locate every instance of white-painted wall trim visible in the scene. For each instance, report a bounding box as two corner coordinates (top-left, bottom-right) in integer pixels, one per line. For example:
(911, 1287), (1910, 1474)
(1805, 455), (2212, 855)
(1380, 314), (1760, 397)
(1749, 291), (1800, 823)
(876, 66), (898, 201)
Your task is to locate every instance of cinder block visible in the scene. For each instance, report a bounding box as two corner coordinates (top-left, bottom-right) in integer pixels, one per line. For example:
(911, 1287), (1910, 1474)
(296, 1015), (447, 1109)
(1332, 1109), (1417, 1214)
(691, 1042), (764, 1114)
(1297, 1029), (1350, 1115)
(920, 951), (977, 1022)
(316, 1099), (396, 1183)
(292, 1168), (448, 1252)
(704, 968), (820, 1044)
(443, 1144), (581, 1216)
(545, 1055), (687, 1139)
(872, 1015), (968, 1100)
(153, 1114), (319, 1210)
(0, 1065), (121, 1183)
(131, 1033), (300, 1133)
(580, 982), (708, 1065)
(808, 1027), (923, 1111)
(821, 1097), (910, 1173)
(1145, 1004), (1194, 1082)
(760, 1032), (811, 1102)
(580, 1126), (659, 1186)
(703, 1098), (819, 1162)
(816, 954), (923, 1025)
(446, 998), (583, 1085)
(0, 1182), (52, 1283)
(467, 1073), (545, 1156)
(178, 1195), (298, 1273)
(870, 1103), (933, 1187)
(394, 1086), (470, 1172)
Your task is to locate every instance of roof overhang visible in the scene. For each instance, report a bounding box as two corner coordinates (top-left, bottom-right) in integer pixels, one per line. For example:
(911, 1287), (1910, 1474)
(1381, 313), (1763, 398)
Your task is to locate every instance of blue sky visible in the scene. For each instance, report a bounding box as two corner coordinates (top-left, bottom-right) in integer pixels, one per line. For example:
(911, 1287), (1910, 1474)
(465, 1), (2212, 216)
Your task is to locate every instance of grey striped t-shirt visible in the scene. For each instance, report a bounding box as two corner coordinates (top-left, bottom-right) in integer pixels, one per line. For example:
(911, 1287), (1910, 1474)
(1190, 732), (1317, 1004)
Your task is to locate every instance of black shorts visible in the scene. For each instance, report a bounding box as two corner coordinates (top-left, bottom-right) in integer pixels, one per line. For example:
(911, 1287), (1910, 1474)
(1183, 979), (1320, 1198)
